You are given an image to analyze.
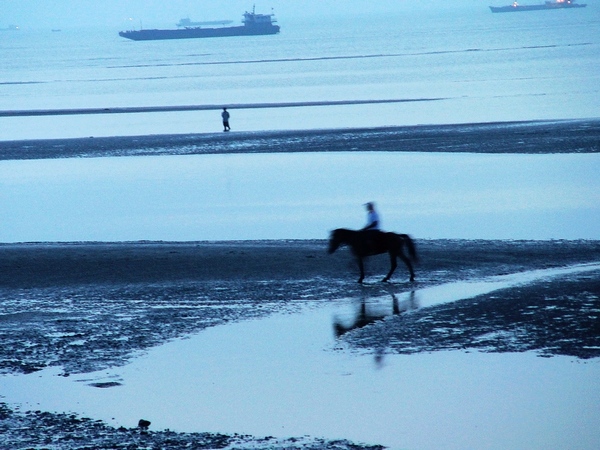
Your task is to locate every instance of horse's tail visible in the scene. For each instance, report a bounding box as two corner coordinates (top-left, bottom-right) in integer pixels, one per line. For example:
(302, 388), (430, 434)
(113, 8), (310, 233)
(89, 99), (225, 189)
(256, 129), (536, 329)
(400, 234), (418, 263)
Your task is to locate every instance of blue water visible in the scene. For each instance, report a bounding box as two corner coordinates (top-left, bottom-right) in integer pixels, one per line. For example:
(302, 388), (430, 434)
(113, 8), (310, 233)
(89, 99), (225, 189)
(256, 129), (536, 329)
(1, 6), (598, 139)
(2, 152), (599, 241)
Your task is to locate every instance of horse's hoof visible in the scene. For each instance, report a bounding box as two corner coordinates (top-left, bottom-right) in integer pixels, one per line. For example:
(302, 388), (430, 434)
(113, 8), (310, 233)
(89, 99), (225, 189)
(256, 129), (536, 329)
(410, 277), (415, 282)
(382, 278), (389, 283)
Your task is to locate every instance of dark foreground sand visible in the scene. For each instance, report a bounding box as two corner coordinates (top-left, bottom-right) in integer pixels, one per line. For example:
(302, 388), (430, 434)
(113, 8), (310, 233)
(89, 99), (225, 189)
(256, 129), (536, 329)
(1, 239), (599, 449)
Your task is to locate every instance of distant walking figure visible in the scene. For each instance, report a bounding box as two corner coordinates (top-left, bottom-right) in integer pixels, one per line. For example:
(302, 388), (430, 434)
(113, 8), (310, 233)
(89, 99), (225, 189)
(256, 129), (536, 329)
(221, 108), (231, 132)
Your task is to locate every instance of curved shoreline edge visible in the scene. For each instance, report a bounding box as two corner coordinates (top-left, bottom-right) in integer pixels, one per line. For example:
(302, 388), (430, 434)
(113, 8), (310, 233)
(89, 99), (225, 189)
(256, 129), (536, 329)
(0, 98), (446, 118)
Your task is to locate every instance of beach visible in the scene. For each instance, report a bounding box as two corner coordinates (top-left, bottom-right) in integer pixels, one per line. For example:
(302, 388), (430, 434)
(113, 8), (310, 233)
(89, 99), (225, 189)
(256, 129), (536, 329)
(2, 237), (600, 449)
(1, 121), (600, 449)
(1, 119), (599, 160)
(0, 119), (600, 449)
(2, 239), (600, 373)
(2, 2), (600, 445)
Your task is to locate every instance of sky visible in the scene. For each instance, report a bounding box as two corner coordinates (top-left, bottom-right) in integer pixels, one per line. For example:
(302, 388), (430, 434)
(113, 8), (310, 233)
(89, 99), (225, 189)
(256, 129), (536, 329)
(2, 0), (480, 30)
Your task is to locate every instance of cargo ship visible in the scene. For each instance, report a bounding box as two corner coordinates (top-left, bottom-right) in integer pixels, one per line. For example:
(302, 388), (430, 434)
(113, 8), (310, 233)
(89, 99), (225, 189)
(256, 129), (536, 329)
(490, 0), (586, 12)
(119, 7), (279, 41)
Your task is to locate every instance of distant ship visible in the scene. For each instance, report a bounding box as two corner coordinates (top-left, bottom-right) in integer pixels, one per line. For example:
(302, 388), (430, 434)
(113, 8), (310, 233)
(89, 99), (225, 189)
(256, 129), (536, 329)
(490, 0), (587, 12)
(119, 7), (279, 41)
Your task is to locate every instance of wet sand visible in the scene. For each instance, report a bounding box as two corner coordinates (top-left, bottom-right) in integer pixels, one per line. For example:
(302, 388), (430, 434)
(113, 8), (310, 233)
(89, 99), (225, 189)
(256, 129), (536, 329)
(1, 239), (599, 448)
(1, 119), (599, 160)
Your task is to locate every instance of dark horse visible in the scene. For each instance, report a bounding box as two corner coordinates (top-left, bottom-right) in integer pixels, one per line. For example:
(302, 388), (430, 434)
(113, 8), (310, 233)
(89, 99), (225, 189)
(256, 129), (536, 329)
(328, 228), (418, 283)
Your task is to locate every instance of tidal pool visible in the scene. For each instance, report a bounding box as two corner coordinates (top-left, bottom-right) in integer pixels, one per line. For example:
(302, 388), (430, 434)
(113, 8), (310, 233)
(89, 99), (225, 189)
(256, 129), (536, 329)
(1, 152), (599, 242)
(3, 263), (600, 449)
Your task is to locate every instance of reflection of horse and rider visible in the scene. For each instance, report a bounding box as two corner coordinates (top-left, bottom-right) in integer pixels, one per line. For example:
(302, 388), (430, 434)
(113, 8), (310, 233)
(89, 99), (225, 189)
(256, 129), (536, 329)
(333, 291), (419, 367)
(328, 202), (418, 283)
(333, 291), (418, 338)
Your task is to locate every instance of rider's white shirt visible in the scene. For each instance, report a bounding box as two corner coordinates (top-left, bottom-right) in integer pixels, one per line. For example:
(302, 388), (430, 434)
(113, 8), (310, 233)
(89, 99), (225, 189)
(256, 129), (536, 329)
(366, 211), (380, 230)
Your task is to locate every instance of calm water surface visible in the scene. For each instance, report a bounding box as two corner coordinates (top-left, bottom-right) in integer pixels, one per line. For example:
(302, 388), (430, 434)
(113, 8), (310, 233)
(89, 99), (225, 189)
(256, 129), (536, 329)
(4, 263), (600, 449)
(1, 6), (598, 139)
(1, 152), (598, 241)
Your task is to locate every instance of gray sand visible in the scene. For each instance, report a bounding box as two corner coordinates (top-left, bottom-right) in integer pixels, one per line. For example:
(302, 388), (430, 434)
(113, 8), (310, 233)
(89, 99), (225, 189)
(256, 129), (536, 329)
(1, 119), (599, 160)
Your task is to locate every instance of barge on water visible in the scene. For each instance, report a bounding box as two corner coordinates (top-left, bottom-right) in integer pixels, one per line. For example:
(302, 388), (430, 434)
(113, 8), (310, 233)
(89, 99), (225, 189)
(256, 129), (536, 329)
(490, 0), (587, 12)
(119, 7), (279, 41)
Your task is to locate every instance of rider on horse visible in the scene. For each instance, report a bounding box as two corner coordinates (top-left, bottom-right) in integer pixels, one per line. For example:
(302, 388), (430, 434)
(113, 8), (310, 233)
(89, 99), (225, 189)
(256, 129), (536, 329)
(362, 202), (382, 254)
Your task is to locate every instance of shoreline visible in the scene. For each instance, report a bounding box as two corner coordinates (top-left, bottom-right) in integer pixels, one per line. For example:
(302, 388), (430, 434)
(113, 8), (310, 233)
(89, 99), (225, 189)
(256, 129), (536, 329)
(0, 98), (446, 118)
(2, 238), (599, 288)
(1, 118), (599, 160)
(2, 238), (599, 373)
(2, 239), (599, 448)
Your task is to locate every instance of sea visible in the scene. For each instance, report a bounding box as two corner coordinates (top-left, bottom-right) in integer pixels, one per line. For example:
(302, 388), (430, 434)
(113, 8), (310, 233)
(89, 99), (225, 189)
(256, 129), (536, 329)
(1, 4), (599, 139)
(0, 4), (599, 242)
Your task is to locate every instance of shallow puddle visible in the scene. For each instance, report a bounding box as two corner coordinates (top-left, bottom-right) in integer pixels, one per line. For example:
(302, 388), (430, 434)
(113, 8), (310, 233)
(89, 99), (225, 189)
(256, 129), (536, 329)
(3, 263), (600, 449)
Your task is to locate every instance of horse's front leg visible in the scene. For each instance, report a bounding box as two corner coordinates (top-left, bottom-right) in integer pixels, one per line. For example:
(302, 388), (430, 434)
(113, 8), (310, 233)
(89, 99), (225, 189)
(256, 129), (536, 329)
(357, 257), (365, 283)
(383, 252), (397, 282)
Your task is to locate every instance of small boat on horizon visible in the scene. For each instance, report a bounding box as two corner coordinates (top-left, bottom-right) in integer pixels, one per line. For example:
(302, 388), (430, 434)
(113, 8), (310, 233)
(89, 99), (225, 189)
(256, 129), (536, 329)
(119, 7), (279, 41)
(490, 0), (587, 12)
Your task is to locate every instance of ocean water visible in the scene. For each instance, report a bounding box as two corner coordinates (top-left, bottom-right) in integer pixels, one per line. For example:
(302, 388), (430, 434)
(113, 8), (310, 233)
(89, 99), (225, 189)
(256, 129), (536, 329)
(2, 152), (599, 241)
(1, 5), (599, 242)
(1, 4), (599, 139)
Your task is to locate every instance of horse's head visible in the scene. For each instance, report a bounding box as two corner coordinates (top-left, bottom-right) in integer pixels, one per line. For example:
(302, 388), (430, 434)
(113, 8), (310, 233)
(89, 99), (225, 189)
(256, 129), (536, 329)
(328, 229), (343, 254)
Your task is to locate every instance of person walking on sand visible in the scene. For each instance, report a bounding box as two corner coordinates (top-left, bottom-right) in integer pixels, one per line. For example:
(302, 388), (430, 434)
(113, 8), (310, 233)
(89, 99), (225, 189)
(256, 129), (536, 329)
(221, 108), (231, 132)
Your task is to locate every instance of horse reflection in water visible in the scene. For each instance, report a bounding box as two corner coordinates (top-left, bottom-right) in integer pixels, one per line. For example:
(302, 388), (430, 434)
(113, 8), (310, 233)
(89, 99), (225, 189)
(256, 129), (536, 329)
(328, 228), (418, 283)
(334, 292), (418, 338)
(334, 292), (418, 367)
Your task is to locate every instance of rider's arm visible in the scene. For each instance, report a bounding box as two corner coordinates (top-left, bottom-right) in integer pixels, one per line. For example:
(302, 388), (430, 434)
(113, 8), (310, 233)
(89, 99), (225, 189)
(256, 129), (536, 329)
(362, 220), (378, 231)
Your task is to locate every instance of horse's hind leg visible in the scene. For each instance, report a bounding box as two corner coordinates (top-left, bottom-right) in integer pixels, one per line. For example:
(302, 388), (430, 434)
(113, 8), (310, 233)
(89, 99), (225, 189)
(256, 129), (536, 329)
(357, 257), (365, 283)
(398, 251), (415, 282)
(383, 253), (397, 282)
